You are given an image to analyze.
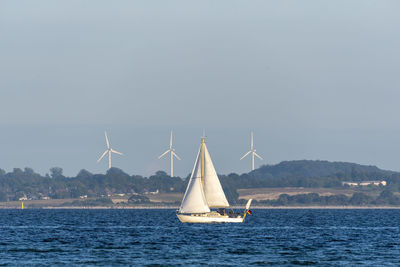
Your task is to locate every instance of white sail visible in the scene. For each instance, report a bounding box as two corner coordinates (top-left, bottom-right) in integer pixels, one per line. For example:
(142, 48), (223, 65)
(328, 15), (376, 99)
(178, 147), (210, 214)
(203, 144), (230, 208)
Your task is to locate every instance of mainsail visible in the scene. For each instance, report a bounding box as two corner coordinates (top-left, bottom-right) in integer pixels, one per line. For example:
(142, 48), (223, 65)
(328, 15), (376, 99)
(203, 144), (230, 208)
(178, 147), (210, 214)
(179, 138), (229, 213)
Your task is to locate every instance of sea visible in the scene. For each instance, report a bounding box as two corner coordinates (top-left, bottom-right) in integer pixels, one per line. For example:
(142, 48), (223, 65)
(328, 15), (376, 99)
(0, 209), (399, 266)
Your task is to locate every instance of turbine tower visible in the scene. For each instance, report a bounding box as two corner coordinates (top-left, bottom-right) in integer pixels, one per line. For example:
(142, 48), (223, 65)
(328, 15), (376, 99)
(97, 131), (123, 169)
(240, 131), (263, 171)
(158, 131), (181, 177)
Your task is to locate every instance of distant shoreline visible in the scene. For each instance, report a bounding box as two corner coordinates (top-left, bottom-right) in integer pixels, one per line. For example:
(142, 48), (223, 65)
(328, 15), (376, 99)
(250, 206), (400, 209)
(2, 205), (400, 210)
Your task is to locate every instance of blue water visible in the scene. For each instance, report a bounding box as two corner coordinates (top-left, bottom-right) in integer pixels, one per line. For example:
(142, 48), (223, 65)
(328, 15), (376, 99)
(0, 209), (399, 266)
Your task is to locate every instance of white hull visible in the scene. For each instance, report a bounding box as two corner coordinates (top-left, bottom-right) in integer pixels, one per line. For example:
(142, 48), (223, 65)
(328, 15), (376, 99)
(177, 211), (245, 223)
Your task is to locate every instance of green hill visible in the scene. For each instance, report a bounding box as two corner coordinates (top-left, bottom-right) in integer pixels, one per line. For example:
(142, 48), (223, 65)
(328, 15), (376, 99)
(220, 160), (396, 190)
(253, 160), (389, 180)
(1, 160), (400, 206)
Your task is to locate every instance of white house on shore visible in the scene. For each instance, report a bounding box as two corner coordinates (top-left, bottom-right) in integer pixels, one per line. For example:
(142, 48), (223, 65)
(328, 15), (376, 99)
(342, 181), (387, 187)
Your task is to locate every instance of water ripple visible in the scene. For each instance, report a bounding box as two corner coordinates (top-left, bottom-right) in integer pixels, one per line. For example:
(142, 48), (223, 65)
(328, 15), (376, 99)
(0, 209), (400, 265)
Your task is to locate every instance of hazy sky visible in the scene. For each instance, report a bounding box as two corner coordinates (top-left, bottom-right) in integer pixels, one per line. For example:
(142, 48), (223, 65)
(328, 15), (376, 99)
(0, 0), (399, 177)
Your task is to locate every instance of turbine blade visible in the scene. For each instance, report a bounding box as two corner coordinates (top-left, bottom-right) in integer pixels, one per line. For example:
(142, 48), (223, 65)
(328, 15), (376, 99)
(172, 151), (181, 160)
(111, 149), (123, 155)
(158, 150), (170, 159)
(254, 152), (263, 160)
(251, 131), (254, 150)
(240, 151), (251, 160)
(105, 131), (110, 149)
(170, 131), (173, 149)
(97, 150), (108, 162)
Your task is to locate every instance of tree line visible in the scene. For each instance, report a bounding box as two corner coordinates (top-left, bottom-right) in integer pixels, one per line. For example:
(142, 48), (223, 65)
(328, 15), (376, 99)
(249, 190), (400, 206)
(1, 160), (400, 205)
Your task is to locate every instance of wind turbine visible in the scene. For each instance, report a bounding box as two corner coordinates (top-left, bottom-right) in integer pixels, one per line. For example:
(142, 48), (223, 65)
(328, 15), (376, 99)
(158, 131), (181, 177)
(97, 131), (123, 169)
(240, 131), (263, 171)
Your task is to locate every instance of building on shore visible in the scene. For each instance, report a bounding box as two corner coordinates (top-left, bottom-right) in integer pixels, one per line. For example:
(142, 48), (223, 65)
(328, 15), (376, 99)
(342, 181), (387, 187)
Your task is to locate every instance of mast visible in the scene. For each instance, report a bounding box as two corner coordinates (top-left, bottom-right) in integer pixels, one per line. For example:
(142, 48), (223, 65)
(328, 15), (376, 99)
(201, 138), (205, 187)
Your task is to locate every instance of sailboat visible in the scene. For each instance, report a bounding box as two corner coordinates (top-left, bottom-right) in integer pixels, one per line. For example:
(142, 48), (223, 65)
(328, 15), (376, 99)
(177, 137), (252, 223)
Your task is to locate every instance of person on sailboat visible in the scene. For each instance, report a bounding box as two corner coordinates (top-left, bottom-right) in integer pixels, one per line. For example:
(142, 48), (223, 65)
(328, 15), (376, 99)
(218, 208), (226, 215)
